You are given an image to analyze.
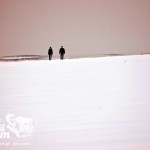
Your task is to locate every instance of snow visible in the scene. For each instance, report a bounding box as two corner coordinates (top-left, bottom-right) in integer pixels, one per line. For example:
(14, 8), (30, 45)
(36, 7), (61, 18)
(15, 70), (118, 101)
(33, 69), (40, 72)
(0, 55), (150, 150)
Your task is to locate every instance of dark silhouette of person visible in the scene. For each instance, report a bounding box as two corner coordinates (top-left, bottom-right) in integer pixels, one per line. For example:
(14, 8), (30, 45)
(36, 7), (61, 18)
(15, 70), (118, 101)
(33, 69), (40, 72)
(48, 47), (53, 60)
(59, 46), (65, 60)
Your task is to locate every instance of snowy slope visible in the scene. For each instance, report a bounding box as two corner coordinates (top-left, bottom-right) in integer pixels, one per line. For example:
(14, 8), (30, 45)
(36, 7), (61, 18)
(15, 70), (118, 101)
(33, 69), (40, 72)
(0, 55), (150, 150)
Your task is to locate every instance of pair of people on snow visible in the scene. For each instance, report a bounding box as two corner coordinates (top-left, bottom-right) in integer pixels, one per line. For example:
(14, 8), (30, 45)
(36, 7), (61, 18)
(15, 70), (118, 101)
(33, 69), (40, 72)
(48, 46), (65, 60)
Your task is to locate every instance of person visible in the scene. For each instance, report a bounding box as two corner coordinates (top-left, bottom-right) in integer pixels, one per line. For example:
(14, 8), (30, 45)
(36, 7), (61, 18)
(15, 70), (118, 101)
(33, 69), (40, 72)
(48, 47), (53, 60)
(59, 46), (65, 60)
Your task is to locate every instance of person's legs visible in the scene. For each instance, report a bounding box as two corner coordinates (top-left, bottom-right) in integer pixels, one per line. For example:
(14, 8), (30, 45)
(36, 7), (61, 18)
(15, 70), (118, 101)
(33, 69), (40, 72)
(62, 54), (64, 60)
(49, 55), (52, 60)
(60, 54), (63, 60)
(60, 54), (64, 60)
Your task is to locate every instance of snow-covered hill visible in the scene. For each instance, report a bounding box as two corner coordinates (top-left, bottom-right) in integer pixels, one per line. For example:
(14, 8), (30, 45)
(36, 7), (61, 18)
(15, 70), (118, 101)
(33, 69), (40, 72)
(0, 55), (150, 150)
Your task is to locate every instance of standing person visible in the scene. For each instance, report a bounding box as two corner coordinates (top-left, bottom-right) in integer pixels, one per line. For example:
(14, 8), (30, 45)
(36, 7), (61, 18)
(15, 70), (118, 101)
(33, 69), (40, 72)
(59, 46), (65, 60)
(48, 47), (53, 60)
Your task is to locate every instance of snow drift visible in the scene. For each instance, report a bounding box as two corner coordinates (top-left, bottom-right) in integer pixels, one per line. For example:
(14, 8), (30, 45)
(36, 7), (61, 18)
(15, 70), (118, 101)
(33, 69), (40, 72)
(0, 55), (150, 150)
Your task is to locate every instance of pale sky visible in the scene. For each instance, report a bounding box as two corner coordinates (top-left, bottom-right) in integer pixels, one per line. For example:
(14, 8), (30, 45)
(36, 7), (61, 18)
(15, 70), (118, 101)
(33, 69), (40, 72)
(0, 0), (150, 57)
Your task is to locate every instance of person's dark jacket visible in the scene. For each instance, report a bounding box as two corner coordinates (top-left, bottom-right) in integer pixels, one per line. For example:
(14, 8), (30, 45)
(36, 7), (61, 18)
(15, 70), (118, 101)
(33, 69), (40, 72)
(48, 48), (53, 55)
(59, 48), (65, 55)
